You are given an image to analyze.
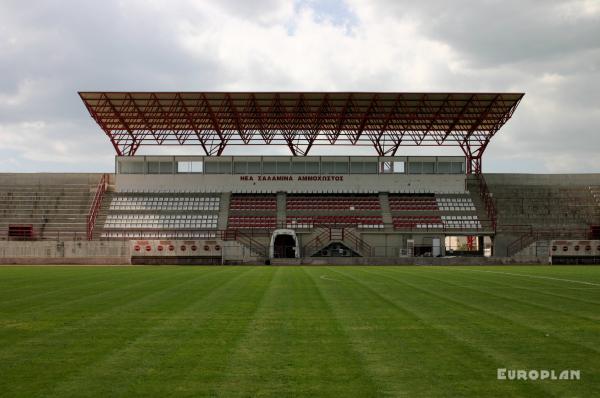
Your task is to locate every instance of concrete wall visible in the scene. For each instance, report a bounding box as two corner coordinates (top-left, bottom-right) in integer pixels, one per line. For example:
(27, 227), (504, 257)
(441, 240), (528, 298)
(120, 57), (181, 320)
(0, 241), (130, 264)
(116, 173), (466, 194)
(485, 173), (600, 186)
(0, 173), (108, 186)
(272, 256), (547, 265)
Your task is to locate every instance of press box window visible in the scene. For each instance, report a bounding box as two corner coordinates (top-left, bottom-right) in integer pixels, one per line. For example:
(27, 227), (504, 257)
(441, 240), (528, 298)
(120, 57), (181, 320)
(408, 162), (422, 174)
(422, 162), (435, 174)
(451, 162), (465, 174)
(293, 162), (319, 174)
(381, 161), (405, 174)
(177, 161), (203, 173)
(148, 161), (174, 174)
(205, 161), (232, 174)
(291, 162), (306, 174)
(437, 162), (451, 174)
(263, 162), (276, 174)
(322, 162), (348, 174)
(247, 162), (261, 173)
(276, 161), (290, 174)
(119, 161), (145, 174)
(233, 161), (247, 174)
(350, 162), (378, 174)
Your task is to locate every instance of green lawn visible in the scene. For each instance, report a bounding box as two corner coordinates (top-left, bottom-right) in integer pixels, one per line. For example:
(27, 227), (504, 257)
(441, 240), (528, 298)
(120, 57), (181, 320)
(0, 266), (599, 397)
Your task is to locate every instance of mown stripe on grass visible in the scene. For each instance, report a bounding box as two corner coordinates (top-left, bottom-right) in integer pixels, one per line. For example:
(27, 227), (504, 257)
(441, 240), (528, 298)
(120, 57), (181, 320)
(395, 267), (600, 324)
(0, 267), (239, 397)
(0, 267), (149, 312)
(376, 267), (600, 355)
(43, 266), (264, 398)
(214, 266), (379, 398)
(392, 267), (600, 353)
(170, 266), (277, 397)
(318, 266), (545, 397)
(0, 267), (225, 347)
(333, 267), (547, 396)
(358, 267), (599, 397)
(453, 268), (600, 287)
(437, 267), (600, 308)
(0, 267), (163, 312)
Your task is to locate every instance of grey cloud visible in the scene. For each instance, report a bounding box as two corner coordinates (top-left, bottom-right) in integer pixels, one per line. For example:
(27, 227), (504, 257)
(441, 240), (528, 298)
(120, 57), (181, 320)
(367, 0), (600, 67)
(0, 0), (599, 173)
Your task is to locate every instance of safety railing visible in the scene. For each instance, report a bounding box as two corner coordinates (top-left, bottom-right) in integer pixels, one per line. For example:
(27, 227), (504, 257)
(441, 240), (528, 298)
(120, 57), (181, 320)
(506, 227), (591, 257)
(343, 228), (373, 256)
(475, 173), (497, 231)
(87, 173), (108, 240)
(0, 230), (87, 241)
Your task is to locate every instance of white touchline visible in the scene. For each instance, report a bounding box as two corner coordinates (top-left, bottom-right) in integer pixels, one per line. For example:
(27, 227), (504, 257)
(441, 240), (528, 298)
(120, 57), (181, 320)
(449, 268), (600, 287)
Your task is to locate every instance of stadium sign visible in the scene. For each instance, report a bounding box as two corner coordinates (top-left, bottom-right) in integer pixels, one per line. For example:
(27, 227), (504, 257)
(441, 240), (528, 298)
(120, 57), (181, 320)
(240, 175), (344, 182)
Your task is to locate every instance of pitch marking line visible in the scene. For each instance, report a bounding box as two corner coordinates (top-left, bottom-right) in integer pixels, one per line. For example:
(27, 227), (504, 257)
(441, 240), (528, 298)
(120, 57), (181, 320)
(319, 274), (343, 282)
(450, 268), (600, 287)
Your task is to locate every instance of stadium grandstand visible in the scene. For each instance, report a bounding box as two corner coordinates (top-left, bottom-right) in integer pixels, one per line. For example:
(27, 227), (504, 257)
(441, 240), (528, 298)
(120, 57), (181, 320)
(1, 91), (599, 264)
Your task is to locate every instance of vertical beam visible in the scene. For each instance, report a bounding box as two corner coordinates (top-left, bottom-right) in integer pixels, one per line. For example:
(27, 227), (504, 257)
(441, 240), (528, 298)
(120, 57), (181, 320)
(354, 94), (379, 144)
(103, 93), (139, 156)
(201, 93), (227, 155)
(176, 93), (209, 155)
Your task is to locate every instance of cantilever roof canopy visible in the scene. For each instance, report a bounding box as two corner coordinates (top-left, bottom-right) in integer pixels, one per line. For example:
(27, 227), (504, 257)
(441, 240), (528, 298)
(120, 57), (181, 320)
(80, 92), (524, 173)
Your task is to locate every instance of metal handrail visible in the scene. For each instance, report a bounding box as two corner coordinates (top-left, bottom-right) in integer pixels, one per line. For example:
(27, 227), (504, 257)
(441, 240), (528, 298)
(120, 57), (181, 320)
(475, 173), (497, 231)
(86, 174), (108, 240)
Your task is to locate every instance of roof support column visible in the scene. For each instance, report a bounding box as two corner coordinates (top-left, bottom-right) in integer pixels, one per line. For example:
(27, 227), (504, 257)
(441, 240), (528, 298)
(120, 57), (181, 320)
(460, 142), (488, 174)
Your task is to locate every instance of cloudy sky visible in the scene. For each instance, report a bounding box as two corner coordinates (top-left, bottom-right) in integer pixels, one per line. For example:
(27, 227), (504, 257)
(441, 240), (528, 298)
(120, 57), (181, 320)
(1, 0), (599, 173)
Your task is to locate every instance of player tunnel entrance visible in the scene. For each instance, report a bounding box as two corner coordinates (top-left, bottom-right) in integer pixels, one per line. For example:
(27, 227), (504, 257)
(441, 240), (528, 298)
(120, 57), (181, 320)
(270, 229), (300, 259)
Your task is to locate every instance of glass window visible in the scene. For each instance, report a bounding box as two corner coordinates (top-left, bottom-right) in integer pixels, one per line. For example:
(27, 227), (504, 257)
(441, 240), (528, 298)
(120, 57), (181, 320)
(263, 161), (276, 174)
(422, 162), (435, 174)
(394, 161), (405, 173)
(159, 161), (173, 174)
(177, 161), (203, 173)
(321, 162), (334, 174)
(119, 161), (145, 174)
(437, 162), (451, 174)
(148, 161), (160, 174)
(276, 161), (290, 174)
(219, 162), (231, 174)
(451, 162), (465, 174)
(408, 162), (422, 174)
(334, 162), (348, 174)
(205, 161), (230, 174)
(364, 162), (378, 174)
(380, 161), (393, 173)
(233, 161), (247, 174)
(381, 161), (404, 173)
(291, 162), (306, 174)
(204, 162), (219, 174)
(350, 162), (363, 174)
(306, 162), (319, 174)
(190, 161), (203, 173)
(247, 162), (261, 174)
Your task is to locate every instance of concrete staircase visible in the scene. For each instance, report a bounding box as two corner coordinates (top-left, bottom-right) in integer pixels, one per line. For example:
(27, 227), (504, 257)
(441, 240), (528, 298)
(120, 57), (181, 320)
(276, 192), (286, 227)
(466, 175), (497, 232)
(92, 190), (114, 240)
(301, 226), (371, 257)
(217, 192), (231, 230)
(378, 192), (393, 228)
(484, 175), (599, 256)
(0, 174), (104, 241)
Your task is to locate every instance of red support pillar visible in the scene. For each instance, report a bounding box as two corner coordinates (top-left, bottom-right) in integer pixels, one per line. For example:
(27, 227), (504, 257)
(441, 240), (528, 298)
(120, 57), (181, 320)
(466, 155), (482, 174)
(467, 236), (475, 251)
(461, 142), (486, 175)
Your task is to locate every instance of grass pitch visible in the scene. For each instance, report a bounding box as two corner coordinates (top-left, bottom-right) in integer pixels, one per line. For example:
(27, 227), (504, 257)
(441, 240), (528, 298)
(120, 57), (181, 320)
(0, 266), (599, 397)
